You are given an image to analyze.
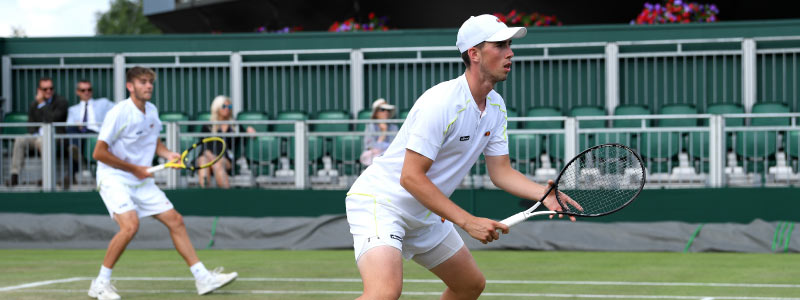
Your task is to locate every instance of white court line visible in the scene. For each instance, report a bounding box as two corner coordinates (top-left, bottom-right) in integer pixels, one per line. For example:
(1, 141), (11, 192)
(0, 277), (85, 292)
(81, 276), (800, 289)
(11, 289), (800, 300)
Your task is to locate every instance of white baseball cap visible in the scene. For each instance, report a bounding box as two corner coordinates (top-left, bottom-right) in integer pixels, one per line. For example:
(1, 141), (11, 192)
(456, 14), (527, 53)
(371, 98), (395, 114)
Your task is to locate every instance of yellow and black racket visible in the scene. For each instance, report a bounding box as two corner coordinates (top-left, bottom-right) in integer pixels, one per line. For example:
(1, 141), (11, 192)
(147, 137), (227, 173)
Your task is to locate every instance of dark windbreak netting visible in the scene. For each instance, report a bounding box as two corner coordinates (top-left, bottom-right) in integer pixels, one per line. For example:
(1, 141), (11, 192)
(557, 144), (645, 216)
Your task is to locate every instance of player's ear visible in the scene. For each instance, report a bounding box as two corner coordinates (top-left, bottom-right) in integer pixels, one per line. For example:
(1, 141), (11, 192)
(125, 81), (133, 93)
(468, 47), (481, 65)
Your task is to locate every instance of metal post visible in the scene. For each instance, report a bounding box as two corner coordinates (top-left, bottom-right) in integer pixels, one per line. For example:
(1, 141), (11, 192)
(741, 39), (756, 113)
(2, 56), (12, 113)
(708, 115), (725, 187)
(230, 52), (243, 117)
(41, 124), (55, 191)
(166, 122), (179, 189)
(350, 49), (364, 118)
(113, 54), (126, 102)
(604, 43), (619, 115)
(294, 121), (308, 189)
(564, 118), (577, 160)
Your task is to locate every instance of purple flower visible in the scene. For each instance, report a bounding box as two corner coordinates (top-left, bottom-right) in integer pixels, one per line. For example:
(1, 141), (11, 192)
(645, 3), (654, 10)
(709, 4), (718, 13)
(675, 0), (683, 5)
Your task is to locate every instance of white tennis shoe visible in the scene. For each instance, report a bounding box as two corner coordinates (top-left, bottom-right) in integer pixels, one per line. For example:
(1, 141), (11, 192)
(88, 279), (121, 300)
(196, 267), (238, 295)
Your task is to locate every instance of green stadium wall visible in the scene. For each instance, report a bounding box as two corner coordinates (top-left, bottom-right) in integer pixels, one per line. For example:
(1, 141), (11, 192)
(0, 188), (796, 223)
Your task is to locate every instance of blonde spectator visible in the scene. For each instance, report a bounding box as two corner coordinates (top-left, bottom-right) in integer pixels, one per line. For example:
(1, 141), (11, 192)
(197, 95), (255, 188)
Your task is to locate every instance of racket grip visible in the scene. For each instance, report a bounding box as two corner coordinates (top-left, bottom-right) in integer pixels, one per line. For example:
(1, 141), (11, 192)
(146, 164), (166, 174)
(500, 212), (529, 227)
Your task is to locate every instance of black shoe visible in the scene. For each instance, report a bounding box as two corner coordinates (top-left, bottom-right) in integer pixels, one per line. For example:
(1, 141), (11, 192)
(7, 174), (18, 187)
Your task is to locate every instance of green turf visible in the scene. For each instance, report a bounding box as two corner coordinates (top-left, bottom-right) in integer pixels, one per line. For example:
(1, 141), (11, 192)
(1, 249), (799, 299)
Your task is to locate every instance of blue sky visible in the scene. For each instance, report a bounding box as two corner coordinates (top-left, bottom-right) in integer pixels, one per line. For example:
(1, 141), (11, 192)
(0, 0), (111, 37)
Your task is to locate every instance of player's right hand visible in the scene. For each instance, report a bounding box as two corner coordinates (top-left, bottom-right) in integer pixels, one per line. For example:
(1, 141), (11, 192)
(463, 216), (508, 244)
(133, 165), (152, 180)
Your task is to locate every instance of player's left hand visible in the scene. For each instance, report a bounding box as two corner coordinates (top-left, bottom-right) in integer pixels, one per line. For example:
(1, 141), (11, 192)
(541, 180), (580, 222)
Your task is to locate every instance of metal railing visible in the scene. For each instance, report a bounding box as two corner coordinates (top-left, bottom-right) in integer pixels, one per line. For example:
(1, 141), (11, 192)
(5, 114), (800, 191)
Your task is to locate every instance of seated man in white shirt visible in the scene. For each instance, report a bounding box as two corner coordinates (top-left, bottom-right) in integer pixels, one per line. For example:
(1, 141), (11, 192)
(65, 80), (114, 181)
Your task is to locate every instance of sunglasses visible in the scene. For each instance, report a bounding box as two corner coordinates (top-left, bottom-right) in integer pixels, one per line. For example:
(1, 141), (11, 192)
(378, 108), (392, 112)
(78, 88), (92, 92)
(39, 87), (54, 91)
(221, 104), (232, 109)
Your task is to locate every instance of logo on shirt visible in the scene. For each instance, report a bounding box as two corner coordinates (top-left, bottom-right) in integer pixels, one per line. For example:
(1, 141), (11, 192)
(484, 131), (491, 136)
(389, 234), (403, 242)
(150, 123), (154, 128)
(459, 136), (470, 141)
(135, 130), (143, 135)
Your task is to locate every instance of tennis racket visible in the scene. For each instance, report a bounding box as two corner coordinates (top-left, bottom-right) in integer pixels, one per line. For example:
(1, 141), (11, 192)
(500, 143), (645, 227)
(146, 137), (227, 173)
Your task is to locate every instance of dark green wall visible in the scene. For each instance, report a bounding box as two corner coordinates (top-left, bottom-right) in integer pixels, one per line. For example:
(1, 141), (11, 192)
(3, 19), (800, 55)
(0, 187), (797, 223)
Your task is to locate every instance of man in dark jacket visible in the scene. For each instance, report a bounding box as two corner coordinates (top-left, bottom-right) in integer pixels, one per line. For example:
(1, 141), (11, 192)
(8, 77), (68, 186)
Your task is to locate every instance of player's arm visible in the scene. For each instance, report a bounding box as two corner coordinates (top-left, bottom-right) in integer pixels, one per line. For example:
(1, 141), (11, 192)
(485, 154), (551, 200)
(93, 140), (151, 179)
(155, 139), (181, 162)
(400, 149), (508, 243)
(485, 154), (576, 221)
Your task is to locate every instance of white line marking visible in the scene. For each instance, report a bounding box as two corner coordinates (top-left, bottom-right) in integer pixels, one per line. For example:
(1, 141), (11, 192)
(86, 276), (800, 289)
(0, 277), (85, 292)
(12, 289), (800, 300)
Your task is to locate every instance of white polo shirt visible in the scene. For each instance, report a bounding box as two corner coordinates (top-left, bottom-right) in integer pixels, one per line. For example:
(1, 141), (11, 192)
(348, 74), (509, 222)
(96, 98), (163, 185)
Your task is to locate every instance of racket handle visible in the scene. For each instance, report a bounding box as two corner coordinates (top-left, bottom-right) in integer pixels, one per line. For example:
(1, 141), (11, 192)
(146, 164), (166, 174)
(500, 212), (529, 227)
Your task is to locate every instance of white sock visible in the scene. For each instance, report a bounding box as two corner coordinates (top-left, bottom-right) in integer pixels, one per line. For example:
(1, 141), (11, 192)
(190, 262), (210, 280)
(97, 265), (112, 282)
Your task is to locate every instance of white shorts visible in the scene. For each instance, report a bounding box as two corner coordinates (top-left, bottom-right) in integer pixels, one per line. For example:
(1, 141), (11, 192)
(98, 178), (174, 219)
(346, 193), (464, 269)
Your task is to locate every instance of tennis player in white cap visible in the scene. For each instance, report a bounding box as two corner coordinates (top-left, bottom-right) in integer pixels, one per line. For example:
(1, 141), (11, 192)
(345, 14), (570, 299)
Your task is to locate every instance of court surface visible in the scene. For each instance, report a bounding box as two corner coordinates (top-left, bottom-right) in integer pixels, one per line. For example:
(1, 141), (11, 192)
(1, 249), (798, 299)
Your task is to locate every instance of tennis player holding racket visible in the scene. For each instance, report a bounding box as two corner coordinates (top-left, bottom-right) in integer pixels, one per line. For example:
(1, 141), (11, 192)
(345, 15), (574, 300)
(88, 67), (236, 300)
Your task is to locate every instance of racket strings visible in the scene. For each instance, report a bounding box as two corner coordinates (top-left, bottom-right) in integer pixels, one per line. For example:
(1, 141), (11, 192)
(183, 138), (226, 170)
(556, 145), (644, 216)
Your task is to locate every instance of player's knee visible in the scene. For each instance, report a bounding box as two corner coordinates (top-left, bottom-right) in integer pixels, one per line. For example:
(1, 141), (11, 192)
(119, 221), (139, 236)
(454, 273), (485, 298)
(166, 213), (185, 228)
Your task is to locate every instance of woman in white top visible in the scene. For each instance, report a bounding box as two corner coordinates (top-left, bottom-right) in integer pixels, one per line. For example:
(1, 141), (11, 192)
(360, 98), (398, 166)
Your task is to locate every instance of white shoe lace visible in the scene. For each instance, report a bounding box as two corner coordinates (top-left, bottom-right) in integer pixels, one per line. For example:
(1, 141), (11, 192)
(209, 267), (225, 277)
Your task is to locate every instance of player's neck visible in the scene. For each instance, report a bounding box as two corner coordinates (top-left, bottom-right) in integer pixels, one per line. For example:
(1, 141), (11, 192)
(464, 69), (494, 111)
(130, 96), (147, 113)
